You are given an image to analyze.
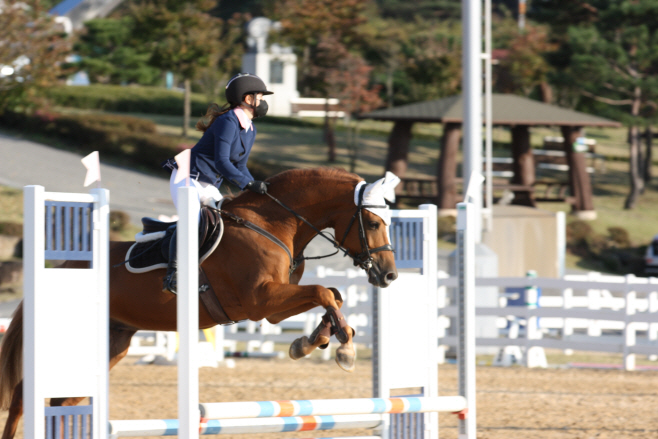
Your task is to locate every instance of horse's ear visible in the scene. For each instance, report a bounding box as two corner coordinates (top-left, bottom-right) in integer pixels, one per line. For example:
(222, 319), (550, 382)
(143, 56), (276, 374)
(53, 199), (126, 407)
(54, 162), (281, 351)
(364, 172), (400, 204)
(381, 172), (401, 202)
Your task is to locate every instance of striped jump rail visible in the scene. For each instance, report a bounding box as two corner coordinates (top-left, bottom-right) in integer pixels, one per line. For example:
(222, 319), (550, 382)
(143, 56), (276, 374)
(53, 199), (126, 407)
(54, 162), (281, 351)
(109, 415), (382, 437)
(199, 396), (466, 419)
(108, 397), (467, 437)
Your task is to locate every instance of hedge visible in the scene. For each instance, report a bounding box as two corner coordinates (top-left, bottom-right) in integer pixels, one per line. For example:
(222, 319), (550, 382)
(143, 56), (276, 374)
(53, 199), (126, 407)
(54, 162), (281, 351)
(45, 84), (214, 116)
(0, 110), (281, 181)
(44, 85), (325, 129)
(1, 110), (180, 171)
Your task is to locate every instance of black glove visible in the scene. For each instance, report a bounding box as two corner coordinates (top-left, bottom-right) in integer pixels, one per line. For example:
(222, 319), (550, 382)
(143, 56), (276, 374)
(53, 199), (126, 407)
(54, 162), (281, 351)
(245, 180), (269, 194)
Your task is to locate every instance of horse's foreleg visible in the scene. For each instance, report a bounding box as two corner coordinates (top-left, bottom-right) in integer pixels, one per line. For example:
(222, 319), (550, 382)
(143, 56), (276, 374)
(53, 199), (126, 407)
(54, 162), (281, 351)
(267, 288), (344, 324)
(252, 282), (355, 371)
(264, 286), (355, 372)
(290, 302), (356, 372)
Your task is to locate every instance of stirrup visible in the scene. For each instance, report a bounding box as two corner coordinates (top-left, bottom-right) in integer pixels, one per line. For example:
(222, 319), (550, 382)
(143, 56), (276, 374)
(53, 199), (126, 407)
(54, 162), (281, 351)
(162, 272), (177, 295)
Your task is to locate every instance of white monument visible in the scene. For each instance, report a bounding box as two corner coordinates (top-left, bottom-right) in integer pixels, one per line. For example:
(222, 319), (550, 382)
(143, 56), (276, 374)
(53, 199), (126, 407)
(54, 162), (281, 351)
(242, 17), (299, 117)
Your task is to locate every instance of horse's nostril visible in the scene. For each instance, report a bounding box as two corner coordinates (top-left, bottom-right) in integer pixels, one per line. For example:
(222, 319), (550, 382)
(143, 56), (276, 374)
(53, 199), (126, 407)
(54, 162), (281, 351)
(380, 271), (398, 287)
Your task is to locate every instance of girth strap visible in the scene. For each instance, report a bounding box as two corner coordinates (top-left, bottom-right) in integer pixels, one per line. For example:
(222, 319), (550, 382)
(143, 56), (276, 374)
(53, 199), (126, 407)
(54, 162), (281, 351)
(199, 267), (238, 325)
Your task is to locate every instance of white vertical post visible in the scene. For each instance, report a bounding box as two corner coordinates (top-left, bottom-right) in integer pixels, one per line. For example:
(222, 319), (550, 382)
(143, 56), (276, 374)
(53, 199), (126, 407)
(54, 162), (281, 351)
(624, 275), (636, 371)
(456, 202), (477, 438)
(483, 0), (493, 231)
(649, 288), (658, 355)
(214, 325), (225, 363)
(561, 286), (574, 356)
(461, 0), (483, 242)
(525, 270), (540, 341)
(24, 185), (45, 439)
(556, 211), (566, 278)
(91, 188), (110, 439)
(374, 280), (390, 438)
(420, 205), (438, 438)
(178, 187), (200, 439)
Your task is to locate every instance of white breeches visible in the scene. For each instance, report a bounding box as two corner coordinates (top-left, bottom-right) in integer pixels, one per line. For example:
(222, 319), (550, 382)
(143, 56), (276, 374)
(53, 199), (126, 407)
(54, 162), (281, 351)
(170, 169), (223, 214)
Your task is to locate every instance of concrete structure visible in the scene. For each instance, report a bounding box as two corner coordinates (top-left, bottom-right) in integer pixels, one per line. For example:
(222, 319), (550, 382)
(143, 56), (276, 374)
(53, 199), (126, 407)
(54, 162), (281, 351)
(242, 18), (299, 117)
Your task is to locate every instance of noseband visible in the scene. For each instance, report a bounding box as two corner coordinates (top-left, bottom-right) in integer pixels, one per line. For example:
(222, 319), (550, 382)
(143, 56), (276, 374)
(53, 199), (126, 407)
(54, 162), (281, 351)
(338, 184), (394, 271)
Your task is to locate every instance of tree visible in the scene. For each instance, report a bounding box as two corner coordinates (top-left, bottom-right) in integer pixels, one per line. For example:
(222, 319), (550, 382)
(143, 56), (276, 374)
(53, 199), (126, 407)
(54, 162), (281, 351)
(75, 18), (161, 85)
(273, 0), (380, 160)
(374, 0), (461, 20)
(535, 1), (658, 209)
(308, 35), (383, 162)
(0, 0), (72, 112)
(324, 44), (383, 169)
(493, 21), (556, 101)
(273, 0), (369, 96)
(360, 16), (462, 106)
(397, 18), (461, 104)
(129, 0), (222, 136)
(194, 12), (248, 104)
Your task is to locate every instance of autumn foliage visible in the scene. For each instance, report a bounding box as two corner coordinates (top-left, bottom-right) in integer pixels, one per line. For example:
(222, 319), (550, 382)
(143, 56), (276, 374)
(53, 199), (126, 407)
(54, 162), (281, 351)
(0, 0), (72, 112)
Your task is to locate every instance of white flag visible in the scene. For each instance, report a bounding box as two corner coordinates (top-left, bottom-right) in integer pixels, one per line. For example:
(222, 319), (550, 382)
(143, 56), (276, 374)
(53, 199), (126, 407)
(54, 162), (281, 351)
(174, 149), (191, 186)
(81, 151), (101, 187)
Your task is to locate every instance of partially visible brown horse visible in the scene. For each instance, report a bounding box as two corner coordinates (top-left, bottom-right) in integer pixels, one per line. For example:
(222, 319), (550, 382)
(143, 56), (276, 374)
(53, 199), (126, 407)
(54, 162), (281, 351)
(0, 167), (398, 439)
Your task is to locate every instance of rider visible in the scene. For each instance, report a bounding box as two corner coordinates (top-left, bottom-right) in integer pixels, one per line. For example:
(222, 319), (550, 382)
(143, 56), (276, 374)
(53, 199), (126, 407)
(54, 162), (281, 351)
(161, 73), (273, 294)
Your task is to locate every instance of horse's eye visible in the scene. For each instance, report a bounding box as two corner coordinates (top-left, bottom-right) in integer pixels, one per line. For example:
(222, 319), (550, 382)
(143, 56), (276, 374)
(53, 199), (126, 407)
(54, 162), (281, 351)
(368, 221), (379, 230)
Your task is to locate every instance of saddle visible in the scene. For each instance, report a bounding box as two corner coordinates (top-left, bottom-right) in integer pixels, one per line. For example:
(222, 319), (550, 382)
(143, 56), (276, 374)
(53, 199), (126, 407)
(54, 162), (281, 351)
(123, 207), (236, 325)
(124, 206), (223, 273)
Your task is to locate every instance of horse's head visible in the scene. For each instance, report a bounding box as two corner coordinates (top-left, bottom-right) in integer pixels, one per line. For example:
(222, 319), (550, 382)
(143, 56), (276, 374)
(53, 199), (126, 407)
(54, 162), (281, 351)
(334, 172), (400, 288)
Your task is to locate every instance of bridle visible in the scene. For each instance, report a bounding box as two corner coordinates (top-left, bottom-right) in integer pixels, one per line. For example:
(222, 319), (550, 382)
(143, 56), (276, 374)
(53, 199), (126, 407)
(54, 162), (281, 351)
(259, 182), (395, 273)
(337, 184), (394, 271)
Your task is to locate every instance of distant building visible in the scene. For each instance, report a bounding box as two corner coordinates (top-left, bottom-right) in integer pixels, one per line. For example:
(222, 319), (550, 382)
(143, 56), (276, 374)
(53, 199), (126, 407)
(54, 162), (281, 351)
(242, 18), (299, 117)
(243, 17), (343, 118)
(49, 0), (122, 30)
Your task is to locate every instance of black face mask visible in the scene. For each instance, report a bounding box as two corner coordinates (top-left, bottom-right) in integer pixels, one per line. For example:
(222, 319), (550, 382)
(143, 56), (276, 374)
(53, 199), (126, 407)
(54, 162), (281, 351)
(252, 100), (268, 118)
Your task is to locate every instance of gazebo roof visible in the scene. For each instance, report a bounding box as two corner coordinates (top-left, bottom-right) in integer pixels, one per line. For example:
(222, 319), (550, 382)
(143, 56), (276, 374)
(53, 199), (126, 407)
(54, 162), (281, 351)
(359, 94), (621, 127)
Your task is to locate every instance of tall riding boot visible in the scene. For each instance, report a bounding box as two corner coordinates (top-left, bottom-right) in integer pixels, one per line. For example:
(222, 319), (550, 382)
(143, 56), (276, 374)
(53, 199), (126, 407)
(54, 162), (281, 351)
(162, 229), (178, 294)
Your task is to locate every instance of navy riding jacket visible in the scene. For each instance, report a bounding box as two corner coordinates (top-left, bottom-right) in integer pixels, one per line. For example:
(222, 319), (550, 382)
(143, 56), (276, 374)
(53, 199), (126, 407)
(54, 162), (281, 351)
(189, 109), (256, 190)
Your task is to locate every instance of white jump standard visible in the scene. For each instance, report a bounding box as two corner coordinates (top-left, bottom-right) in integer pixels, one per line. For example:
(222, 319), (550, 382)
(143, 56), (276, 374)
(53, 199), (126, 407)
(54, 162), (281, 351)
(109, 203), (477, 439)
(23, 186), (110, 439)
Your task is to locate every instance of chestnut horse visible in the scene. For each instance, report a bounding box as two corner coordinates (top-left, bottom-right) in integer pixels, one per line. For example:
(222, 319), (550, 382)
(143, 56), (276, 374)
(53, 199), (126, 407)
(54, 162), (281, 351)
(0, 167), (398, 439)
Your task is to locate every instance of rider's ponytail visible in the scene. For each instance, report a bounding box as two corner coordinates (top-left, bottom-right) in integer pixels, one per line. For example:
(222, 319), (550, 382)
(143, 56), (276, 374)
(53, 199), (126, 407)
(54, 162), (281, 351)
(196, 102), (236, 132)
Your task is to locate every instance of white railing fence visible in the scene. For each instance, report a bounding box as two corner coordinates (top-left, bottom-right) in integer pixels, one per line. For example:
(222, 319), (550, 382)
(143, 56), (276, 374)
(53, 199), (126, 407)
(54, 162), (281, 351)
(126, 269), (658, 371)
(438, 273), (658, 370)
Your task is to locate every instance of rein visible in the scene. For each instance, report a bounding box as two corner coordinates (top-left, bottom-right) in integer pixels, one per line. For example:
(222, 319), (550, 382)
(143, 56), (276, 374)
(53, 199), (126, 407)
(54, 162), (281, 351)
(213, 184), (394, 276)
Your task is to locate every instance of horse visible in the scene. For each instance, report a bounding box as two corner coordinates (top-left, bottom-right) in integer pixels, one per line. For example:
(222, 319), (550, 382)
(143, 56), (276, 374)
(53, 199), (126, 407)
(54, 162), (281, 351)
(0, 167), (399, 439)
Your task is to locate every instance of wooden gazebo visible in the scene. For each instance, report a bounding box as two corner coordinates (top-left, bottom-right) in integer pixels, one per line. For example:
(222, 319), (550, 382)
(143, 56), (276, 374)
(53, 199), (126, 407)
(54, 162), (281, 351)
(359, 94), (621, 218)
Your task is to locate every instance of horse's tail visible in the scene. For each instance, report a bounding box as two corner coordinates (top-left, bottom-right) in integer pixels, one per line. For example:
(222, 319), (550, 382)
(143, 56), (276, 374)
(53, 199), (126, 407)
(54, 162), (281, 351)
(0, 301), (23, 410)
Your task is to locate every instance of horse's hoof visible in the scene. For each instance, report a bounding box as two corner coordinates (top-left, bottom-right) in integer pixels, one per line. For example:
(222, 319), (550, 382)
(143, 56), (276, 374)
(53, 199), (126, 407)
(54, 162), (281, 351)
(335, 345), (356, 372)
(289, 336), (309, 360)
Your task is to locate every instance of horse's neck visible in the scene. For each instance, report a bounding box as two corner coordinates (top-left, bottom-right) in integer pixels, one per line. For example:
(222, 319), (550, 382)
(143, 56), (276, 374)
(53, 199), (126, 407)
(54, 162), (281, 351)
(275, 182), (355, 257)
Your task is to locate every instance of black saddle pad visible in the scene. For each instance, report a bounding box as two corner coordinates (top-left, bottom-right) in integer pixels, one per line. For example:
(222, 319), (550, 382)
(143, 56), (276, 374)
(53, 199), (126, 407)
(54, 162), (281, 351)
(124, 207), (224, 273)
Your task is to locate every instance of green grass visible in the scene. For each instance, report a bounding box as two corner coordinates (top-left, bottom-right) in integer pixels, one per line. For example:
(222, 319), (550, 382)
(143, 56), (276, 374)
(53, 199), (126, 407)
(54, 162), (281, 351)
(0, 187), (23, 224)
(6, 105), (658, 268)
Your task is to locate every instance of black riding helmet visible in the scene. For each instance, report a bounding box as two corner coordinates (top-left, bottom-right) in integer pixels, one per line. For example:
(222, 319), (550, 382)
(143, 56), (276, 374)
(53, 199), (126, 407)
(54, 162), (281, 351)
(225, 73), (273, 105)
